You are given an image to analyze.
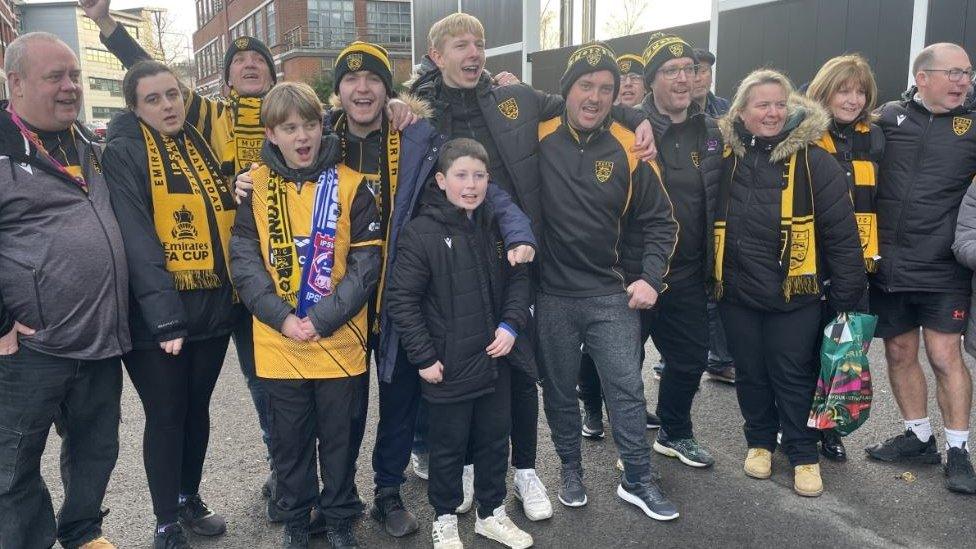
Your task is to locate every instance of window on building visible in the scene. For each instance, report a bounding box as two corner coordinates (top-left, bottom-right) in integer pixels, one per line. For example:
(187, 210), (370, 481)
(91, 106), (124, 119)
(366, 1), (410, 45)
(122, 23), (140, 40)
(266, 3), (276, 46)
(85, 47), (123, 70)
(307, 0), (356, 48)
(89, 77), (123, 96)
(194, 39), (223, 81)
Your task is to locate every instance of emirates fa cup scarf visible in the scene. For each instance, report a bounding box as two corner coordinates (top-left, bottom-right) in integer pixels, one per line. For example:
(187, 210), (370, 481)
(142, 121), (236, 290)
(266, 166), (341, 317)
(815, 122), (879, 272)
(715, 148), (819, 301)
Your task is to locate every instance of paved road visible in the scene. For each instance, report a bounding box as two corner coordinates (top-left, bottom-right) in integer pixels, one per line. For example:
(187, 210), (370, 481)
(40, 339), (976, 548)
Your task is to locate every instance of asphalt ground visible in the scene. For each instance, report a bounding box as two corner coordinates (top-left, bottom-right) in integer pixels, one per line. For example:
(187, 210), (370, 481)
(39, 337), (976, 548)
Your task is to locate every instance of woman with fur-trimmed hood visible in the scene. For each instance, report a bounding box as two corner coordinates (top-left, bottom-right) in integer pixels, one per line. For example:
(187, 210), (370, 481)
(713, 69), (865, 498)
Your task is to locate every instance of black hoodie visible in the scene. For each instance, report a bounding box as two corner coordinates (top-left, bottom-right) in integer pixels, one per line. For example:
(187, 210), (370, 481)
(386, 183), (536, 404)
(103, 111), (239, 349)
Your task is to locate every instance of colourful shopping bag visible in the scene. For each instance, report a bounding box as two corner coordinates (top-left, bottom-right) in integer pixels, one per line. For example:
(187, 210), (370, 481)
(807, 312), (878, 436)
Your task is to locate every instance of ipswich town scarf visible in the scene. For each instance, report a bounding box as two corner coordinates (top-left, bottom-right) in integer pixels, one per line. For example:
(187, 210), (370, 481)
(334, 114), (401, 334)
(228, 89), (265, 174)
(142, 121), (236, 290)
(265, 166), (341, 316)
(815, 122), (879, 272)
(715, 147), (819, 301)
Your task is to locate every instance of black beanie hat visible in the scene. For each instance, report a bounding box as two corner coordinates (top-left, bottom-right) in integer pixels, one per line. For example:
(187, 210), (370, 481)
(642, 32), (695, 85)
(333, 41), (396, 97)
(616, 54), (645, 76)
(223, 36), (277, 87)
(560, 41), (620, 100)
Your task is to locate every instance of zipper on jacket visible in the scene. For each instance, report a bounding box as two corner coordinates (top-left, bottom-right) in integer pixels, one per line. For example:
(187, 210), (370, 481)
(890, 112), (933, 291)
(86, 162), (127, 352)
(31, 269), (46, 329)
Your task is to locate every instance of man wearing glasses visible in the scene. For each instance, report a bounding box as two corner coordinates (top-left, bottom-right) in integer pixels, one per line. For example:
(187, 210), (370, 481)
(866, 42), (976, 494)
(690, 49), (730, 117)
(615, 54), (647, 108)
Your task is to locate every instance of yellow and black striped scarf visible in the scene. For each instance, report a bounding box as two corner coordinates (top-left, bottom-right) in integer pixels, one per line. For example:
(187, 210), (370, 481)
(142, 121), (237, 290)
(815, 122), (878, 272)
(227, 89), (265, 174)
(715, 148), (819, 301)
(333, 115), (401, 334)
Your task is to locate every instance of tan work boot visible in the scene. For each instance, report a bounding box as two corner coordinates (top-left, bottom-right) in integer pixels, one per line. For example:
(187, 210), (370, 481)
(79, 537), (116, 549)
(744, 448), (772, 479)
(793, 463), (824, 497)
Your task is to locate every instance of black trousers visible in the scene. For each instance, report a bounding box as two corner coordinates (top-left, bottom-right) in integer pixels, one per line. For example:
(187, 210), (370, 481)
(373, 347), (422, 489)
(649, 278), (709, 439)
(577, 309), (653, 415)
(266, 373), (368, 526)
(428, 366), (511, 518)
(720, 301), (821, 466)
(124, 335), (230, 525)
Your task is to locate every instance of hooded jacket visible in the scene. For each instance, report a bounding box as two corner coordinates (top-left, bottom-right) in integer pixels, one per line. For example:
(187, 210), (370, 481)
(873, 87), (976, 294)
(103, 111), (239, 349)
(952, 183), (976, 356)
(626, 94), (723, 286)
(716, 93), (865, 312)
(386, 184), (535, 404)
(0, 102), (131, 359)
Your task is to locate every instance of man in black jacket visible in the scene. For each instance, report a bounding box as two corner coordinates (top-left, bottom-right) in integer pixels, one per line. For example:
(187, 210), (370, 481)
(866, 43), (976, 494)
(0, 33), (130, 549)
(536, 42), (679, 521)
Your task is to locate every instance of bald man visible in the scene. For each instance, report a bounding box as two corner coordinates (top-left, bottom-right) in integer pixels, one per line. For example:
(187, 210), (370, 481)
(866, 43), (976, 494)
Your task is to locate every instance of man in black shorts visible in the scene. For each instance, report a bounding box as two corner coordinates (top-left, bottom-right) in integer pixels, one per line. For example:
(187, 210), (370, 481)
(866, 43), (976, 494)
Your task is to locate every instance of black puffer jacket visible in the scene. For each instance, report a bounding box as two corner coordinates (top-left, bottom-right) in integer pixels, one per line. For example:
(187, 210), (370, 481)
(386, 184), (535, 404)
(103, 111), (240, 349)
(873, 88), (976, 293)
(622, 95), (723, 284)
(716, 94), (865, 312)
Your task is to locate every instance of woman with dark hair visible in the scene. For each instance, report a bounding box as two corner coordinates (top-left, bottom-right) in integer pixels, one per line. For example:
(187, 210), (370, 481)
(806, 54), (885, 461)
(102, 60), (238, 549)
(715, 68), (865, 497)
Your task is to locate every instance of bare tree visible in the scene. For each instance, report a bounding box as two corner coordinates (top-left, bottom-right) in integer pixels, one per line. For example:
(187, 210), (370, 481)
(539, 0), (560, 50)
(601, 0), (651, 39)
(141, 7), (189, 66)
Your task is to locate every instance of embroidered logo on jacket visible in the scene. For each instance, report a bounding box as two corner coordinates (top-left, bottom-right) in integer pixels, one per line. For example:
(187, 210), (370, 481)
(953, 117), (972, 136)
(498, 98), (519, 120)
(896, 114), (907, 126)
(346, 53), (363, 71)
(690, 151), (700, 169)
(444, 237), (452, 249)
(595, 160), (614, 183)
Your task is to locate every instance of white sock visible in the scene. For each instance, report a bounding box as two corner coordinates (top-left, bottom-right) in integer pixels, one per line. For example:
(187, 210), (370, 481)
(905, 417), (933, 442)
(945, 428), (969, 450)
(515, 468), (536, 480)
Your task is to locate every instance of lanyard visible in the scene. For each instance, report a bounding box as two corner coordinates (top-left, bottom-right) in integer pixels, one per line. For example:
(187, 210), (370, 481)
(7, 106), (87, 192)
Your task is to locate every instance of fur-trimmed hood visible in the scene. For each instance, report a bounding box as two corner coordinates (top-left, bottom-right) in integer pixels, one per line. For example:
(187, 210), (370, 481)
(719, 92), (830, 163)
(327, 91), (433, 120)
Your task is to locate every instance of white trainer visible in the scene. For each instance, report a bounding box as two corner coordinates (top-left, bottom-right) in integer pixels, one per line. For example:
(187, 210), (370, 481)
(432, 514), (464, 549)
(513, 469), (553, 521)
(411, 451), (429, 480)
(475, 506), (533, 549)
(456, 464), (474, 513)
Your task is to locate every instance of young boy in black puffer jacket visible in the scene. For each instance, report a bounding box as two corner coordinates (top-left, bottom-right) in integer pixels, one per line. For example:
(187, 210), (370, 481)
(386, 138), (536, 549)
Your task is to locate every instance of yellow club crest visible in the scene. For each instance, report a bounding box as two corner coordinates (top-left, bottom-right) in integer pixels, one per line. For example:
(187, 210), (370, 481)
(595, 160), (614, 183)
(346, 53), (363, 71)
(789, 228), (811, 269)
(618, 59), (632, 73)
(234, 37), (250, 50)
(953, 116), (972, 136)
(668, 43), (684, 57)
(498, 98), (519, 120)
(690, 151), (700, 169)
(586, 48), (602, 67)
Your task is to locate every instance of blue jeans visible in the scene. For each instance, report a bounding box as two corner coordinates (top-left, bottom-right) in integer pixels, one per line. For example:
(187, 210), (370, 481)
(233, 316), (272, 460)
(0, 345), (122, 549)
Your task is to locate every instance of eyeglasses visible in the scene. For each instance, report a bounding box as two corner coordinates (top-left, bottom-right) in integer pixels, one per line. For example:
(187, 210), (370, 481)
(620, 73), (643, 83)
(921, 68), (975, 83)
(658, 64), (700, 80)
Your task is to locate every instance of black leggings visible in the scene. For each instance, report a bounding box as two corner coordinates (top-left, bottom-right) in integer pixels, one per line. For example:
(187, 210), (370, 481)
(124, 335), (229, 525)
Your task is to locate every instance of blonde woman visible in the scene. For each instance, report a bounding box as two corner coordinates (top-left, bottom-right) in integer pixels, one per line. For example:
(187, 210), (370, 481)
(713, 69), (864, 497)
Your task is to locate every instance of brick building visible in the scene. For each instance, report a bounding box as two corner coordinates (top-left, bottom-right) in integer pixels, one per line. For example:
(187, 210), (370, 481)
(0, 0), (18, 99)
(193, 0), (412, 97)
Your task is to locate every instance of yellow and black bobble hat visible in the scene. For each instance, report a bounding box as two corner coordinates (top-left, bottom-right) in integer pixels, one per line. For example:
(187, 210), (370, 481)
(642, 32), (695, 84)
(334, 41), (396, 97)
(617, 54), (645, 76)
(560, 41), (620, 100)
